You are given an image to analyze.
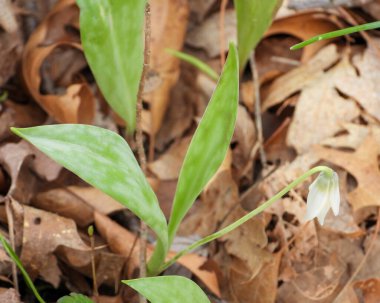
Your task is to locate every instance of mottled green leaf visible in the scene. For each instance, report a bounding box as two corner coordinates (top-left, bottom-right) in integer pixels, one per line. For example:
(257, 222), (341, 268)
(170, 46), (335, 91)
(234, 0), (281, 70)
(123, 276), (210, 303)
(11, 125), (168, 257)
(77, 0), (146, 132)
(167, 43), (239, 244)
(58, 293), (94, 303)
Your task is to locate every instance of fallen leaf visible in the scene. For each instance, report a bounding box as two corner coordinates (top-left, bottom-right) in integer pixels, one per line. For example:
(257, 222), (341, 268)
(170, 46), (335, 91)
(262, 44), (340, 111)
(0, 288), (21, 303)
(94, 212), (220, 296)
(148, 137), (191, 180)
(144, 0), (189, 135)
(20, 204), (88, 278)
(334, 39), (380, 121)
(287, 54), (360, 153)
(316, 135), (380, 211)
(32, 186), (124, 227)
(354, 278), (380, 303)
(22, 0), (95, 124)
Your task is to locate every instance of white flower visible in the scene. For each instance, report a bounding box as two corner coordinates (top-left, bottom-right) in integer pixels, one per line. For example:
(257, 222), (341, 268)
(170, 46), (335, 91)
(305, 171), (340, 225)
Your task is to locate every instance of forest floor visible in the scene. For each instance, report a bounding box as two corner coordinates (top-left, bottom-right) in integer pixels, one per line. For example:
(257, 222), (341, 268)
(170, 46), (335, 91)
(1, 0), (380, 302)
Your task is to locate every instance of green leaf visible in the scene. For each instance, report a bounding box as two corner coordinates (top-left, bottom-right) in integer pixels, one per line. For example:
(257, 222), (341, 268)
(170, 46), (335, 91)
(234, 0), (281, 70)
(168, 43), (239, 244)
(0, 234), (46, 303)
(77, 0), (146, 133)
(58, 293), (94, 303)
(11, 125), (168, 257)
(123, 276), (210, 303)
(166, 49), (219, 81)
(291, 21), (380, 50)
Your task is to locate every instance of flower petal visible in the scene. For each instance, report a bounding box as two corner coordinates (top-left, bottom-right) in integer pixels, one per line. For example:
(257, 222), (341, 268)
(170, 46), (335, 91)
(305, 186), (325, 221)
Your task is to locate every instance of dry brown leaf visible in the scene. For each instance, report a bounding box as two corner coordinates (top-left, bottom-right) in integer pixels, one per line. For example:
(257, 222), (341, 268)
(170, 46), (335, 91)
(287, 55), (360, 154)
(354, 278), (380, 303)
(94, 212), (220, 296)
(231, 106), (256, 176)
(322, 123), (380, 150)
(186, 9), (236, 58)
(155, 68), (196, 151)
(0, 288), (22, 303)
(278, 249), (347, 302)
(262, 44), (340, 111)
(180, 167), (238, 237)
(316, 135), (380, 211)
(20, 204), (88, 278)
(0, 142), (37, 204)
(231, 253), (281, 303)
(0, 101), (46, 142)
(32, 186), (124, 227)
(22, 0), (95, 124)
(221, 208), (271, 279)
(148, 137), (191, 180)
(144, 0), (189, 136)
(267, 11), (339, 62)
(335, 39), (380, 121)
(0, 2), (22, 86)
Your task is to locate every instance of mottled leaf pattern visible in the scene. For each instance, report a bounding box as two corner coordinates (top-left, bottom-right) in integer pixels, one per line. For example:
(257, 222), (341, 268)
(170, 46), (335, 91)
(124, 276), (211, 303)
(77, 0), (146, 132)
(167, 43), (239, 244)
(234, 0), (280, 70)
(11, 125), (168, 254)
(58, 293), (94, 303)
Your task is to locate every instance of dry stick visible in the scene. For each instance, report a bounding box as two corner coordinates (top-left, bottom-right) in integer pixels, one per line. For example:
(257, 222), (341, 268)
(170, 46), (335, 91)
(5, 198), (18, 292)
(135, 3), (151, 303)
(219, 0), (228, 68)
(250, 51), (267, 169)
(333, 208), (380, 303)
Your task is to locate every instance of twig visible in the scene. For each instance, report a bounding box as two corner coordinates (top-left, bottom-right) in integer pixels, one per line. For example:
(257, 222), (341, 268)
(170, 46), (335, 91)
(136, 3), (150, 303)
(333, 208), (380, 302)
(219, 0), (228, 68)
(249, 51), (267, 169)
(5, 198), (18, 292)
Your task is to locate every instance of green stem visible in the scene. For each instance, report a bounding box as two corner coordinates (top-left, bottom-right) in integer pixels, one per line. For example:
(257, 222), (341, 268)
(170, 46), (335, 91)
(159, 165), (332, 272)
(290, 21), (380, 50)
(0, 235), (46, 303)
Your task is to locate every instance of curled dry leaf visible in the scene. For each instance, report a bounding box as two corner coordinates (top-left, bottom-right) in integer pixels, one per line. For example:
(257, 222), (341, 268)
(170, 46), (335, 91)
(0, 142), (37, 204)
(268, 11), (339, 61)
(144, 0), (189, 135)
(22, 0), (95, 124)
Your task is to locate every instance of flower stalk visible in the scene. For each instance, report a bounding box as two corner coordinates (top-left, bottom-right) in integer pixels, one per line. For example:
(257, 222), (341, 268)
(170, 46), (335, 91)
(159, 165), (335, 273)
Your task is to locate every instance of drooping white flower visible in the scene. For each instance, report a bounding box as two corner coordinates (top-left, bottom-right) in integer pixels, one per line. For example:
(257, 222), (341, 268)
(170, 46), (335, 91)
(305, 171), (340, 225)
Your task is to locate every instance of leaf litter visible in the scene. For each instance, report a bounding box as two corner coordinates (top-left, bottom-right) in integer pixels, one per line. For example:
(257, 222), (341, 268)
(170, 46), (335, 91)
(0, 0), (380, 302)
